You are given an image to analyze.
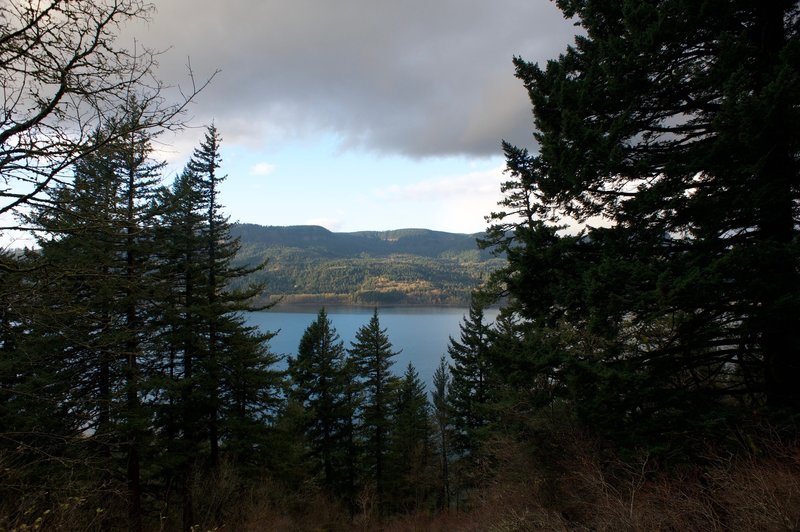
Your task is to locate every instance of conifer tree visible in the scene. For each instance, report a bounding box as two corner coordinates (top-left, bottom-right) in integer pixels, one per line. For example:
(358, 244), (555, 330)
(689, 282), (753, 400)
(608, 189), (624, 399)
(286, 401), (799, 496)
(217, 315), (282, 470)
(156, 125), (280, 529)
(117, 105), (167, 531)
(386, 363), (432, 513)
(447, 298), (493, 455)
(151, 168), (208, 529)
(484, 0), (800, 447)
(289, 309), (350, 490)
(348, 308), (399, 510)
(339, 354), (363, 515)
(431, 355), (451, 510)
(188, 124), (225, 469)
(27, 102), (166, 531)
(0, 251), (83, 516)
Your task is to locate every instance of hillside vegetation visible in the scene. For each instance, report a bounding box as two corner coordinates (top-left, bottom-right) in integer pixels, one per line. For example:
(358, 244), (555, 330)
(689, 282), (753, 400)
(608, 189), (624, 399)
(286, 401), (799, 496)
(232, 224), (503, 306)
(2, 1), (799, 530)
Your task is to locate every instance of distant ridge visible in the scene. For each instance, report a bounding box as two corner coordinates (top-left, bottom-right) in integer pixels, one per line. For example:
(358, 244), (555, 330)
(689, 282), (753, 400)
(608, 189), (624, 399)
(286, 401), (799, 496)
(231, 223), (502, 307)
(232, 223), (489, 259)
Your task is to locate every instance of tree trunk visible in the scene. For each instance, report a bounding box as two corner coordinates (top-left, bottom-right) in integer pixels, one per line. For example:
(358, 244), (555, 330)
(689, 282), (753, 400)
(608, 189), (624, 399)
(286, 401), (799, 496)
(754, 2), (800, 412)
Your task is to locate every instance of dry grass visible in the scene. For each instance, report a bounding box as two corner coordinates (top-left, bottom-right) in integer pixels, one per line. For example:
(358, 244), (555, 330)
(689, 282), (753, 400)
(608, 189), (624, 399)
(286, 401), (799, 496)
(4, 434), (799, 530)
(367, 433), (800, 532)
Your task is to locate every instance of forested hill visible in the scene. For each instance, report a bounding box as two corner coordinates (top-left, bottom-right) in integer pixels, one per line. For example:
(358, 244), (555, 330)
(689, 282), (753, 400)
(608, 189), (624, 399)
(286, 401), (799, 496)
(231, 223), (503, 306)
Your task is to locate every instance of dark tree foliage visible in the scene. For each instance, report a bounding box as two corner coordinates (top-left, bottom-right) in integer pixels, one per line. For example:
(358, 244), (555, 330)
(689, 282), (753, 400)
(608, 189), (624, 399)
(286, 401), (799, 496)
(155, 125), (281, 529)
(0, 250), (83, 518)
(482, 0), (800, 451)
(431, 355), (452, 511)
(22, 103), (166, 530)
(288, 309), (351, 490)
(348, 308), (400, 510)
(447, 297), (494, 456)
(386, 363), (433, 514)
(151, 166), (208, 529)
(339, 355), (362, 514)
(177, 126), (278, 470)
(1, 121), (280, 530)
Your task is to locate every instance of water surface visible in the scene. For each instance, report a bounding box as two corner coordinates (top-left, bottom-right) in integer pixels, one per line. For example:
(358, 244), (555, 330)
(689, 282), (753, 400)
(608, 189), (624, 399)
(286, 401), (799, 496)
(247, 306), (499, 386)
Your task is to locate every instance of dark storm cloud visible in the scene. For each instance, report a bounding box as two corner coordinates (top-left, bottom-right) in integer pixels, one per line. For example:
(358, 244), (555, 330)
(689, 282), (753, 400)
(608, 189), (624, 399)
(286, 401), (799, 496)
(132, 0), (577, 158)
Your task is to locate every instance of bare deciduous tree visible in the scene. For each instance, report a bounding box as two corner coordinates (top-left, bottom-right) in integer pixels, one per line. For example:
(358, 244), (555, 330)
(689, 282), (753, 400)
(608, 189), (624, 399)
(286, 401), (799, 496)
(0, 0), (212, 224)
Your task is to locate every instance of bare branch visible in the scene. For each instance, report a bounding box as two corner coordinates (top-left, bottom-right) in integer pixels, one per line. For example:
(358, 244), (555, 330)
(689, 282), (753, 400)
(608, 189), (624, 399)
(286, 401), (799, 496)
(0, 0), (213, 220)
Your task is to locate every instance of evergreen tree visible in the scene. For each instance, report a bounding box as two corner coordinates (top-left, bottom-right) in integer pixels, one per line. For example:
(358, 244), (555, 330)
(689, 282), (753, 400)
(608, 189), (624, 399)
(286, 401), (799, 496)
(484, 0), (800, 448)
(155, 125), (281, 529)
(431, 355), (451, 510)
(288, 309), (350, 491)
(386, 363), (433, 514)
(188, 124), (226, 469)
(8, 120), (281, 529)
(26, 103), (166, 530)
(0, 251), (84, 518)
(348, 308), (399, 510)
(447, 298), (493, 455)
(339, 355), (363, 515)
(151, 168), (208, 530)
(116, 105), (166, 531)
(217, 316), (282, 469)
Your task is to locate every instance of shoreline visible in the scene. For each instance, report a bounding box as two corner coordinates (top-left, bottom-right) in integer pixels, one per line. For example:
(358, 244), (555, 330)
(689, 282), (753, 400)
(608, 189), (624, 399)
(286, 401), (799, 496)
(256, 293), (475, 310)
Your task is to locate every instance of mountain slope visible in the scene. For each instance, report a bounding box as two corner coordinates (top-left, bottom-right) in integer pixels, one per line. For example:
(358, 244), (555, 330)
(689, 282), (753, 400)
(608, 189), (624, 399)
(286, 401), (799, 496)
(231, 224), (502, 306)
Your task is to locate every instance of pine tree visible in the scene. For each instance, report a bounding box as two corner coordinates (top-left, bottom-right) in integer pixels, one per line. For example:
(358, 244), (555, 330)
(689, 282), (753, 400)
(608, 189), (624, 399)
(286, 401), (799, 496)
(288, 309), (350, 490)
(217, 315), (282, 470)
(485, 0), (800, 448)
(0, 251), (83, 518)
(386, 363), (432, 513)
(188, 124), (226, 469)
(431, 355), (451, 510)
(12, 120), (282, 529)
(117, 105), (166, 531)
(151, 168), (208, 530)
(348, 308), (399, 510)
(155, 125), (281, 529)
(27, 102), (166, 530)
(447, 298), (493, 456)
(339, 355), (363, 515)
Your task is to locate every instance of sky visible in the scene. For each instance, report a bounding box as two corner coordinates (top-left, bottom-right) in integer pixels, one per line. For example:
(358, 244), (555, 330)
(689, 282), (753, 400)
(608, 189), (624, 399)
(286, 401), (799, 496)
(127, 0), (579, 234)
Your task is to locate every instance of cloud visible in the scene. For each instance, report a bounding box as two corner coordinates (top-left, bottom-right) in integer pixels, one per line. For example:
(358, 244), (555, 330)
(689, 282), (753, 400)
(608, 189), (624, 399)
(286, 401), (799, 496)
(370, 166), (506, 233)
(376, 166), (504, 202)
(250, 162), (276, 176)
(126, 0), (577, 159)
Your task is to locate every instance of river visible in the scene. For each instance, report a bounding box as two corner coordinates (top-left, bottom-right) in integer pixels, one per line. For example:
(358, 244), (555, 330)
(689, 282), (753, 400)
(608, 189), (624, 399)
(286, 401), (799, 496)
(246, 306), (499, 386)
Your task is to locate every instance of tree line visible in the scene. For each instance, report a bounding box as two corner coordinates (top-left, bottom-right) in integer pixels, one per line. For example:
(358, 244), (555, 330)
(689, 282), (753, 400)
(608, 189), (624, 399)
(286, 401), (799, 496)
(1, 0), (798, 529)
(475, 0), (800, 455)
(279, 302), (504, 521)
(0, 81), (501, 527)
(1, 157), (503, 529)
(0, 111), (282, 529)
